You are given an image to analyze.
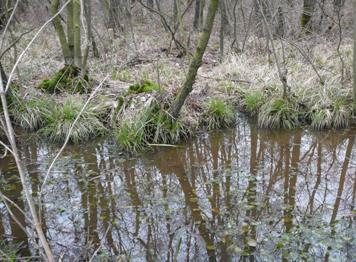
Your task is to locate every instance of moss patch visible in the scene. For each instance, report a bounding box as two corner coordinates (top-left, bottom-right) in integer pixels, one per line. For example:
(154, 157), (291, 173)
(127, 80), (160, 95)
(38, 65), (90, 94)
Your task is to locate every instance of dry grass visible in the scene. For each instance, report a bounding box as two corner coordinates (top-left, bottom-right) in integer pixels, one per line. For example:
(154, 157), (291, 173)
(2, 23), (354, 149)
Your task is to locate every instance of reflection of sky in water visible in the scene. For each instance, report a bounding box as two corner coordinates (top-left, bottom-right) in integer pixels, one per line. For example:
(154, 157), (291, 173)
(0, 118), (355, 261)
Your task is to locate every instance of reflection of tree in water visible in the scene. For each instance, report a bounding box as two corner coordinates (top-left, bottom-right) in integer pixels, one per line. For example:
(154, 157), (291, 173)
(0, 122), (355, 260)
(0, 157), (30, 257)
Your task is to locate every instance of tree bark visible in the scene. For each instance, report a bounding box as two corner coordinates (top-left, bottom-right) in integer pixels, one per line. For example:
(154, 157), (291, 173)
(301, 0), (316, 31)
(169, 0), (219, 119)
(67, 0), (74, 61)
(193, 0), (200, 29)
(82, 0), (93, 72)
(73, 0), (82, 68)
(51, 0), (71, 64)
(219, 0), (227, 59)
(354, 0), (356, 106)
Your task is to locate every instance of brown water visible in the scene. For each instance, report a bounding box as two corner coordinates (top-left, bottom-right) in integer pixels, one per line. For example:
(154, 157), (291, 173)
(0, 117), (355, 261)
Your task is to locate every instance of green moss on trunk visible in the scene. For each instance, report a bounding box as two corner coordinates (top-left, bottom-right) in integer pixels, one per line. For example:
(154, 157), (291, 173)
(38, 65), (90, 94)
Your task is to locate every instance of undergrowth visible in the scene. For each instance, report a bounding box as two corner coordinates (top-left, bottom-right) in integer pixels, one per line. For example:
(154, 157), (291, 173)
(243, 90), (265, 116)
(258, 98), (299, 129)
(308, 97), (352, 130)
(10, 93), (52, 131)
(39, 98), (106, 143)
(203, 98), (235, 129)
(38, 65), (90, 94)
(0, 240), (20, 261)
(115, 99), (188, 152)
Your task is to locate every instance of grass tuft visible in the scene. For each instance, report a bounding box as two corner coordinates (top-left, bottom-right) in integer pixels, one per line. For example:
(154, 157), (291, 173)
(243, 90), (265, 116)
(115, 99), (188, 152)
(148, 110), (189, 144)
(332, 97), (351, 129)
(258, 98), (299, 129)
(203, 98), (235, 129)
(115, 119), (147, 152)
(39, 98), (106, 143)
(10, 93), (52, 131)
(309, 97), (351, 130)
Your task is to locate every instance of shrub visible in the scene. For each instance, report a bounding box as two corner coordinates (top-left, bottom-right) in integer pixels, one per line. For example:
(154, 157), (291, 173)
(148, 110), (189, 144)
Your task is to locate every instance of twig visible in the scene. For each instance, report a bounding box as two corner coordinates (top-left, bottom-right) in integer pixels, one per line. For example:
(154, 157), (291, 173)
(0, 29), (34, 60)
(198, 74), (251, 84)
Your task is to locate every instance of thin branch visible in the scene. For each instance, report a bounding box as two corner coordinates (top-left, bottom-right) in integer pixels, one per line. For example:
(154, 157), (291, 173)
(0, 28), (34, 60)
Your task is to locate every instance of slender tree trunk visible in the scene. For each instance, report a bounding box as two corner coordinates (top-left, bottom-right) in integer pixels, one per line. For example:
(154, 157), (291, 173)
(219, 0), (227, 59)
(73, 0), (82, 68)
(276, 6), (284, 37)
(169, 0), (219, 119)
(353, 0), (356, 106)
(67, 0), (74, 61)
(51, 0), (71, 64)
(82, 0), (93, 72)
(301, 0), (316, 31)
(173, 0), (178, 26)
(199, 0), (205, 29)
(254, 0), (268, 37)
(193, 0), (200, 30)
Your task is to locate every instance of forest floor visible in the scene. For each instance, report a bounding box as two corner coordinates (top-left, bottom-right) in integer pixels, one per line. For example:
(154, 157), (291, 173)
(2, 23), (355, 150)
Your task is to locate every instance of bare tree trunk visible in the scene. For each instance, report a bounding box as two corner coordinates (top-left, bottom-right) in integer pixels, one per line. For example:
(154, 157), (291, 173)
(73, 0), (82, 68)
(276, 6), (284, 37)
(193, 0), (200, 30)
(0, 0), (10, 30)
(301, 0), (316, 31)
(353, 0), (356, 106)
(82, 0), (93, 72)
(67, 0), (74, 61)
(199, 0), (205, 28)
(254, 0), (265, 37)
(51, 0), (71, 64)
(219, 0), (227, 59)
(169, 0), (219, 119)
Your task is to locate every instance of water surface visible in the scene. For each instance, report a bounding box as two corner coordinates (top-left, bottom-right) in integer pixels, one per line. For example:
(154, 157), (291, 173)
(1, 117), (355, 261)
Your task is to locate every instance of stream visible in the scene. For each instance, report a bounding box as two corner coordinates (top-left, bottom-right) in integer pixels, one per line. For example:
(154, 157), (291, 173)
(0, 115), (355, 261)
